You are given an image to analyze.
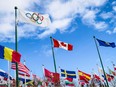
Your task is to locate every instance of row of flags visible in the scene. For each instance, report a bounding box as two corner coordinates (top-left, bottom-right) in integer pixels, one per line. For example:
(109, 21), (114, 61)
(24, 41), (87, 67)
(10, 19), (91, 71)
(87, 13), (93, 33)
(46, 67), (116, 85)
(43, 67), (116, 86)
(0, 64), (116, 86)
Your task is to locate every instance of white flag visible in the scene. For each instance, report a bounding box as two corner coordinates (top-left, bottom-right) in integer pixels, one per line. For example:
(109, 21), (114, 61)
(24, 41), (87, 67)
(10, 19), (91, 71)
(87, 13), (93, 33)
(18, 10), (51, 27)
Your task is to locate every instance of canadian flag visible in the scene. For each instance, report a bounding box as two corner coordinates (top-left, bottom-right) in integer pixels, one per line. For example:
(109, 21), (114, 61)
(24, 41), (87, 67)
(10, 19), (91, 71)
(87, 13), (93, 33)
(52, 38), (73, 51)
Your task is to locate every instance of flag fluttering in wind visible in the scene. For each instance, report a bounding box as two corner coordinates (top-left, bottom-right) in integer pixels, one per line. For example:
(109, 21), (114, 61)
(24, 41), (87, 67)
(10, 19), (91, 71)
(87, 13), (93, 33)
(78, 70), (91, 83)
(108, 68), (116, 76)
(18, 72), (30, 79)
(0, 69), (13, 81)
(92, 74), (102, 84)
(44, 68), (54, 78)
(18, 72), (31, 84)
(96, 38), (115, 48)
(52, 38), (73, 51)
(113, 64), (116, 71)
(93, 74), (100, 80)
(11, 62), (30, 75)
(44, 68), (60, 84)
(102, 73), (114, 82)
(18, 9), (51, 27)
(64, 78), (74, 86)
(61, 69), (76, 78)
(0, 45), (21, 63)
(98, 66), (103, 74)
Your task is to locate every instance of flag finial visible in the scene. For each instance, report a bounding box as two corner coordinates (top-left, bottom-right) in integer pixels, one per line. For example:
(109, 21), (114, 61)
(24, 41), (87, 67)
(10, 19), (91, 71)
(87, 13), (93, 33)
(14, 6), (18, 9)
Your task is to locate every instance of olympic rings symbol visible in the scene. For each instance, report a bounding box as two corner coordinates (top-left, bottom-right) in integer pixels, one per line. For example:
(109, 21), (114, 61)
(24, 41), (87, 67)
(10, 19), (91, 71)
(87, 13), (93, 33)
(26, 12), (44, 24)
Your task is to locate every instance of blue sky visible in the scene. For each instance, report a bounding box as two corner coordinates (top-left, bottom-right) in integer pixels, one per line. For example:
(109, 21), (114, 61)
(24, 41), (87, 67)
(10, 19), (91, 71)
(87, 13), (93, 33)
(0, 0), (116, 79)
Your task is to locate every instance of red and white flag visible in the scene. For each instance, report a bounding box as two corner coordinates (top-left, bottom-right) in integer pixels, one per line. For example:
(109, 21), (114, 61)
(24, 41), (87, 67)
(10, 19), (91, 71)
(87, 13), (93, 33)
(113, 64), (116, 70)
(11, 62), (30, 75)
(52, 38), (73, 51)
(44, 68), (60, 83)
(44, 68), (53, 78)
(18, 72), (30, 79)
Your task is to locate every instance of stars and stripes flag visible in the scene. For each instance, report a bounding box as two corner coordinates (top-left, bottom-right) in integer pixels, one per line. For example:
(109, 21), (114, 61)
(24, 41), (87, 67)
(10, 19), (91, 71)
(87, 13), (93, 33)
(11, 62), (30, 75)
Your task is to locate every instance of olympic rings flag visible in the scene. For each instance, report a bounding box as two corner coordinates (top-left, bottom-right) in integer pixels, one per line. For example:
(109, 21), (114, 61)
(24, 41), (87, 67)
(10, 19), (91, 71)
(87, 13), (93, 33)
(18, 9), (51, 27)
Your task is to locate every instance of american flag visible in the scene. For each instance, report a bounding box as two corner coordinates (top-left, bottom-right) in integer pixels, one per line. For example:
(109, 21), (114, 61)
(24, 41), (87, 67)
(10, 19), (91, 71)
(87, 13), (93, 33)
(11, 62), (30, 75)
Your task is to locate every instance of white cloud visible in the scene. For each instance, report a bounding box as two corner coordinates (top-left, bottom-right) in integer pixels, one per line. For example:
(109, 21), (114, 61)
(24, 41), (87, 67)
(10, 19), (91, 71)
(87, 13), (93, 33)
(112, 1), (116, 5)
(106, 27), (116, 34)
(82, 10), (108, 30)
(100, 12), (113, 19)
(0, 0), (107, 42)
(93, 22), (108, 31)
(106, 30), (112, 34)
(38, 18), (72, 38)
(113, 6), (116, 11)
(113, 27), (116, 33)
(82, 10), (96, 23)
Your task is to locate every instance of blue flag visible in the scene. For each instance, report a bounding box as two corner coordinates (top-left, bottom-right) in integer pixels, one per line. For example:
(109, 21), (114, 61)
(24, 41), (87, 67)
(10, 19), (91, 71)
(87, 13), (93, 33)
(96, 39), (115, 48)
(61, 69), (76, 78)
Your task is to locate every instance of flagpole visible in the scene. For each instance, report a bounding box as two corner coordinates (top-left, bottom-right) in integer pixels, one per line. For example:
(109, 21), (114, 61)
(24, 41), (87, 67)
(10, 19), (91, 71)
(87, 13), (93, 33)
(23, 60), (26, 87)
(8, 61), (10, 87)
(14, 6), (19, 87)
(42, 65), (47, 87)
(93, 36), (109, 87)
(111, 61), (116, 72)
(77, 68), (80, 87)
(96, 64), (103, 86)
(50, 36), (57, 73)
(42, 65), (45, 79)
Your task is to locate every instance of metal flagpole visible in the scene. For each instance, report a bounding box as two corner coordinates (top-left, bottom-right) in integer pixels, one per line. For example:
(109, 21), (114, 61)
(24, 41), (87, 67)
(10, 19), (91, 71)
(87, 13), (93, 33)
(111, 61), (116, 72)
(77, 68), (80, 87)
(8, 61), (10, 87)
(23, 60), (26, 87)
(96, 64), (103, 86)
(14, 6), (19, 87)
(42, 65), (46, 87)
(50, 36), (57, 73)
(93, 36), (109, 87)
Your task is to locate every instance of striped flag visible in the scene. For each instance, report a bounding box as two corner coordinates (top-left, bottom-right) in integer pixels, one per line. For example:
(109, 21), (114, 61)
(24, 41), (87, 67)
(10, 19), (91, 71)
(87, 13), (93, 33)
(18, 73), (30, 79)
(18, 72), (31, 83)
(11, 62), (30, 75)
(0, 45), (21, 63)
(78, 70), (91, 83)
